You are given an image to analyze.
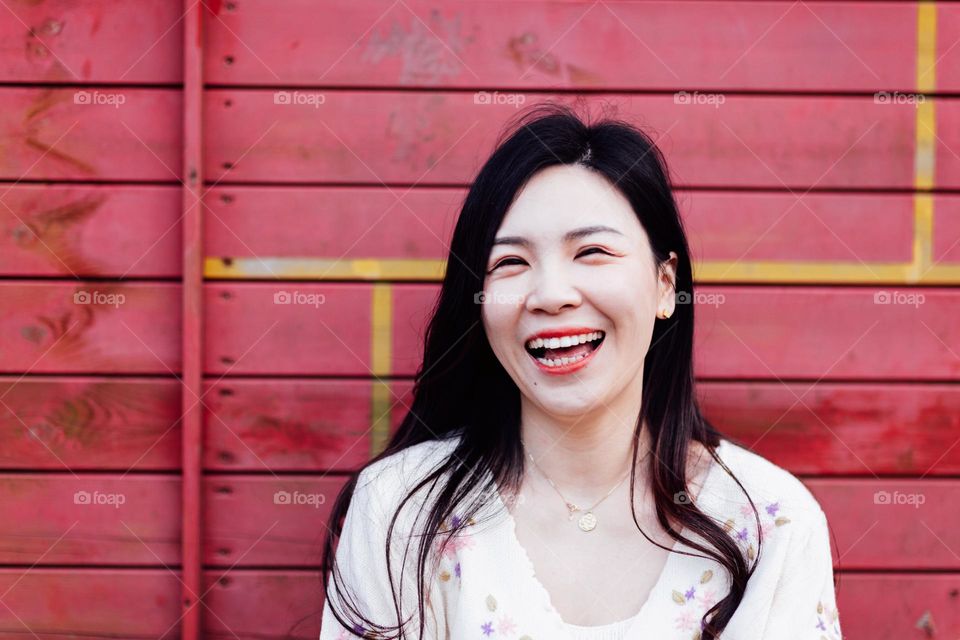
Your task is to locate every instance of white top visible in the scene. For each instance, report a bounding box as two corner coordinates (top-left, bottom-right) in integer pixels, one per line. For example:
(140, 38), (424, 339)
(564, 609), (640, 640)
(320, 436), (842, 640)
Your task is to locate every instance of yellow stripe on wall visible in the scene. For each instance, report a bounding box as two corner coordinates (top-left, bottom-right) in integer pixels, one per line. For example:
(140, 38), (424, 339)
(910, 2), (937, 282)
(370, 284), (393, 457)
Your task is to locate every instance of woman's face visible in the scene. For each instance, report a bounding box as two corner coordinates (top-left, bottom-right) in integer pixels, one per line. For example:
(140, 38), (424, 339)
(481, 163), (677, 418)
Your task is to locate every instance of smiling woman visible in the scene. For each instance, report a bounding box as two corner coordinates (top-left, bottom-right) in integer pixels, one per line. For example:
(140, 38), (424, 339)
(319, 105), (841, 640)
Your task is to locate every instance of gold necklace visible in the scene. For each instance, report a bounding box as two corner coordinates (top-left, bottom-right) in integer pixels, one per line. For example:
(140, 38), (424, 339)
(525, 449), (650, 532)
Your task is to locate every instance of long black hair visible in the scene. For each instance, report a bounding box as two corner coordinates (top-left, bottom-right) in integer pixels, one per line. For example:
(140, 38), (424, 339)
(320, 103), (761, 639)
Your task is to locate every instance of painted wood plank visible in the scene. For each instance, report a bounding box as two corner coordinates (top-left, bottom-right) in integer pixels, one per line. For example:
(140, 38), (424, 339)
(0, 376), (180, 470)
(204, 570), (960, 640)
(203, 186), (930, 278)
(701, 382), (960, 476)
(204, 90), (933, 189)
(0, 475), (179, 565)
(204, 0), (941, 92)
(203, 476), (960, 569)
(204, 284), (960, 380)
(0, 185), (181, 278)
(203, 378), (381, 473)
(0, 0), (183, 84)
(201, 378), (960, 476)
(5, 376), (957, 476)
(0, 282), (181, 374)
(0, 569), (181, 639)
(0, 88), (181, 181)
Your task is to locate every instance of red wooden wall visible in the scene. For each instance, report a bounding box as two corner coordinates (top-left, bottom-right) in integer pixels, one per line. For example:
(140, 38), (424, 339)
(1, 1), (959, 638)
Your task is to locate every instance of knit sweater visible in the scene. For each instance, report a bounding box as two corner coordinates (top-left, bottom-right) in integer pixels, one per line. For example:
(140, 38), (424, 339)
(320, 436), (842, 640)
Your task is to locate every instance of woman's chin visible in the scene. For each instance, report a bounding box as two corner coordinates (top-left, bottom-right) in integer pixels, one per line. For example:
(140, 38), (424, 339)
(528, 390), (608, 418)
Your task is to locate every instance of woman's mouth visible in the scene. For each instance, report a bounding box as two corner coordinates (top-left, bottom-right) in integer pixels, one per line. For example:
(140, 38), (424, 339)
(524, 330), (606, 375)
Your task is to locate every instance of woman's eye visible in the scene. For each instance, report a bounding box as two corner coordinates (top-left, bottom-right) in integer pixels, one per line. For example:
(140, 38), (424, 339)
(577, 247), (610, 258)
(490, 257), (525, 271)
(490, 249), (610, 271)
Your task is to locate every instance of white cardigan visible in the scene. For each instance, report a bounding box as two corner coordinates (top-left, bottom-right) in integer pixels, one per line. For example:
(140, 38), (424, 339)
(320, 436), (842, 640)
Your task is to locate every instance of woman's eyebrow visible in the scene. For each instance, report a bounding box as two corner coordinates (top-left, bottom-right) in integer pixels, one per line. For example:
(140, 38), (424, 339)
(492, 225), (624, 247)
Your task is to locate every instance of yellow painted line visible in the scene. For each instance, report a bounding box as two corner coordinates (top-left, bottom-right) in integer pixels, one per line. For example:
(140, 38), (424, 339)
(370, 283), (393, 457)
(908, 194), (935, 282)
(694, 261), (918, 284)
(916, 3), (937, 94)
(910, 3), (937, 282)
(370, 380), (392, 458)
(205, 257), (445, 281)
(206, 256), (960, 284)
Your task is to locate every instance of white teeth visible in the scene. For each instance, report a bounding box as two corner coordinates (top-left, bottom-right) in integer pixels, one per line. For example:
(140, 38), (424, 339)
(525, 331), (604, 351)
(536, 352), (589, 367)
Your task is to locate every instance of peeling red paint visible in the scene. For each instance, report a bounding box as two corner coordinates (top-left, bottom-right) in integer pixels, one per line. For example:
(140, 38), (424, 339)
(362, 11), (474, 85)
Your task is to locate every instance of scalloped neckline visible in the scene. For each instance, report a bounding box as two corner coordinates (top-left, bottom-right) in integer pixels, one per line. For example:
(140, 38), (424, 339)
(490, 439), (726, 638)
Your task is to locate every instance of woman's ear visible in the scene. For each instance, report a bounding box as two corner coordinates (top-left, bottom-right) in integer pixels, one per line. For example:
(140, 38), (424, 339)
(657, 251), (679, 319)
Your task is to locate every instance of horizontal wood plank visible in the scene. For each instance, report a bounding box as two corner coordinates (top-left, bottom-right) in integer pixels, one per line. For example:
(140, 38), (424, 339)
(203, 476), (960, 570)
(0, 376), (180, 470)
(0, 569), (181, 639)
(0, 0), (183, 84)
(203, 570), (960, 640)
(205, 91), (938, 189)
(0, 185), (181, 278)
(204, 1), (955, 93)
(0, 475), (179, 565)
(204, 378), (960, 476)
(203, 186), (960, 284)
(0, 89), (181, 181)
(204, 283), (960, 380)
(0, 282), (181, 374)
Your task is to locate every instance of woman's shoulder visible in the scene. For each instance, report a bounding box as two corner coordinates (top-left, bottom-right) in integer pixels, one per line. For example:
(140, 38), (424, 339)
(705, 437), (828, 530)
(355, 434), (462, 510)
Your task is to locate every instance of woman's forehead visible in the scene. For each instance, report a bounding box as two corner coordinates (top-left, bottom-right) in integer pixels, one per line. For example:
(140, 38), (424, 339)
(497, 166), (641, 242)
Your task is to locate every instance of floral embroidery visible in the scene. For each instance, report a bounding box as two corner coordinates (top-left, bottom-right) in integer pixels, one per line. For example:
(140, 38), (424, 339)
(497, 615), (517, 635)
(723, 499), (791, 562)
(433, 513), (477, 586)
(816, 599), (842, 640)
(668, 500), (791, 639)
(478, 592), (535, 639)
(670, 569), (721, 639)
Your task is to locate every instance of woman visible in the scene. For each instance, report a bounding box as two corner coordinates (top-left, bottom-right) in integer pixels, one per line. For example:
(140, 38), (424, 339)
(319, 105), (842, 640)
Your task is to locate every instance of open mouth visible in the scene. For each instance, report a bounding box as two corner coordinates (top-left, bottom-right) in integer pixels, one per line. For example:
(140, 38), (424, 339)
(524, 330), (606, 369)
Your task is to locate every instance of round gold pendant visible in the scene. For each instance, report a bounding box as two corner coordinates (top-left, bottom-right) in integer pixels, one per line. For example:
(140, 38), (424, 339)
(578, 512), (597, 532)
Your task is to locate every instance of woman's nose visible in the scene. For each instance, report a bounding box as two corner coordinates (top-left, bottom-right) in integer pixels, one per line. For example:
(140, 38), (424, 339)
(523, 267), (582, 314)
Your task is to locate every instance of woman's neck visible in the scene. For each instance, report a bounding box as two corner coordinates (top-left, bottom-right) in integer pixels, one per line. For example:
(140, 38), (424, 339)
(519, 404), (655, 498)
